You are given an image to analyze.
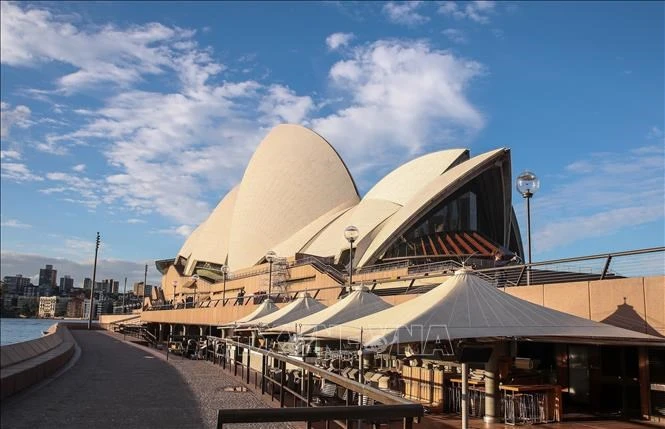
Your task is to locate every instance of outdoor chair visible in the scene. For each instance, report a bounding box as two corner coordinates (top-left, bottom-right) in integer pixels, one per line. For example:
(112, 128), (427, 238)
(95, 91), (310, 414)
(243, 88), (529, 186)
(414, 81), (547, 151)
(313, 381), (341, 405)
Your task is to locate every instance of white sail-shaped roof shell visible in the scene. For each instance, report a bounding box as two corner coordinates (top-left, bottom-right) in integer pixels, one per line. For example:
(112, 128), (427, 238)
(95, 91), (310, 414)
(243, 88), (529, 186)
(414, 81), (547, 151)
(224, 299), (279, 327)
(266, 287), (392, 335)
(363, 149), (468, 205)
(179, 186), (238, 275)
(236, 295), (327, 329)
(302, 149), (468, 263)
(309, 271), (664, 348)
(357, 148), (509, 267)
(227, 125), (360, 270)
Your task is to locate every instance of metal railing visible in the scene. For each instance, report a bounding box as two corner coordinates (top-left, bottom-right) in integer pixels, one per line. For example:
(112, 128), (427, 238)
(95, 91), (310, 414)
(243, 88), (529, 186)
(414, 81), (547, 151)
(475, 246), (664, 288)
(168, 335), (423, 429)
(146, 247), (664, 311)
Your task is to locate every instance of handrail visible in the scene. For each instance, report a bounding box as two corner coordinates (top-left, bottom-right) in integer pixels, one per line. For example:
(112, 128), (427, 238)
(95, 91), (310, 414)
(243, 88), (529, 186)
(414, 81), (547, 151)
(147, 247), (664, 311)
(217, 405), (422, 429)
(217, 336), (416, 406)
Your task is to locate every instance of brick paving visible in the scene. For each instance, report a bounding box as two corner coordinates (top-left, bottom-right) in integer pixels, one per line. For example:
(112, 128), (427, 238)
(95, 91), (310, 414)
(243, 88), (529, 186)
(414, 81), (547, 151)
(0, 330), (288, 429)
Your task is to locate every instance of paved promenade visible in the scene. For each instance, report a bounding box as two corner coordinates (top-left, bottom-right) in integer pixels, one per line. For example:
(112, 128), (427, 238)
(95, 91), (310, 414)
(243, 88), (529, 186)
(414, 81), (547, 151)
(1, 330), (287, 429)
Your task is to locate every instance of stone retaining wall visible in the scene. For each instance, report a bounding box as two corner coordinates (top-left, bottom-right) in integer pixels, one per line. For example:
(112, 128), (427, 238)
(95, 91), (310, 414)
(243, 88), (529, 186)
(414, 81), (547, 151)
(0, 323), (76, 399)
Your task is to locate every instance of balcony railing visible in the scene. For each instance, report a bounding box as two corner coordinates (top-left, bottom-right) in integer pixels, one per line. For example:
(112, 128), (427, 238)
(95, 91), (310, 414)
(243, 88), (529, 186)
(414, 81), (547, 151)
(146, 247), (664, 311)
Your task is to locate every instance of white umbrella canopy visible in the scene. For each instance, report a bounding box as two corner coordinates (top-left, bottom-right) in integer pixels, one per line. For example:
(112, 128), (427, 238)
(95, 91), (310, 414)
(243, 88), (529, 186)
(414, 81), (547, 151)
(309, 269), (665, 350)
(266, 286), (392, 335)
(237, 293), (326, 330)
(222, 299), (279, 327)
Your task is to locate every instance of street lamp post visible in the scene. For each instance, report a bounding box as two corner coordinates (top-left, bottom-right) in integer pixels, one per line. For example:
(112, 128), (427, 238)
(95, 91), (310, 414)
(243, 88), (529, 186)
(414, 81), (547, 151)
(172, 280), (177, 308)
(122, 277), (127, 314)
(191, 274), (200, 307)
(265, 250), (276, 299)
(344, 226), (359, 293)
(143, 264), (148, 298)
(87, 232), (100, 330)
(221, 265), (228, 303)
(516, 171), (540, 285)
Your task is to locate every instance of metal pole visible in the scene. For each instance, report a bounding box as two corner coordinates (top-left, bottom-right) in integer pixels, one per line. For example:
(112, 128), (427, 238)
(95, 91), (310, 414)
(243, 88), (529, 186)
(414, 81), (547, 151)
(268, 260), (273, 298)
(358, 327), (363, 406)
(526, 194), (532, 286)
(222, 271), (227, 303)
(348, 240), (354, 291)
(87, 232), (100, 330)
(144, 264), (148, 298)
(462, 362), (469, 429)
(122, 277), (127, 313)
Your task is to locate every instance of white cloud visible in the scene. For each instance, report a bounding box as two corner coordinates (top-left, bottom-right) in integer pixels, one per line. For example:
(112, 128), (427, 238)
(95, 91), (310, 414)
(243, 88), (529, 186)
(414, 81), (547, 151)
(0, 218), (31, 228)
(126, 218), (146, 224)
(0, 2), (195, 93)
(72, 163), (86, 172)
(647, 126), (663, 140)
(35, 138), (69, 155)
(0, 150), (22, 160)
(533, 144), (665, 253)
(383, 1), (430, 26)
(153, 225), (194, 237)
(311, 39), (484, 185)
(44, 171), (101, 209)
(326, 32), (355, 51)
(0, 102), (32, 138)
(439, 1), (496, 24)
(1, 162), (43, 182)
(258, 85), (314, 125)
(442, 28), (467, 44)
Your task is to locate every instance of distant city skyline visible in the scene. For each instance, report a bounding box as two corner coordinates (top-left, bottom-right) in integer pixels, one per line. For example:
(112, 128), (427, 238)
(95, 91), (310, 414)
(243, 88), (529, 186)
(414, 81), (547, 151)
(1, 2), (663, 276)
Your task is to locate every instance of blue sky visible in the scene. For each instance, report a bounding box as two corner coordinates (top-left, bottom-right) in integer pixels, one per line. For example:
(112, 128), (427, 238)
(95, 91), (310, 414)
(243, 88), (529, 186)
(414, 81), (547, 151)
(1, 1), (663, 286)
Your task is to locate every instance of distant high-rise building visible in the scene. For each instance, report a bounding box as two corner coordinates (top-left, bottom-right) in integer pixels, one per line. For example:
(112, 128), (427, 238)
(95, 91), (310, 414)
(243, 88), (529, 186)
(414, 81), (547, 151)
(83, 278), (92, 290)
(83, 298), (104, 320)
(2, 275), (32, 295)
(59, 275), (74, 294)
(100, 279), (120, 295)
(66, 297), (84, 318)
(132, 281), (153, 297)
(39, 265), (57, 289)
(38, 296), (68, 318)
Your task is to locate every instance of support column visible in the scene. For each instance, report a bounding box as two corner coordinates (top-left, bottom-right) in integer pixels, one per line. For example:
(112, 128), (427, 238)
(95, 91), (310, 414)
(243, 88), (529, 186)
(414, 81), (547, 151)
(462, 362), (469, 429)
(484, 342), (506, 423)
(639, 346), (651, 420)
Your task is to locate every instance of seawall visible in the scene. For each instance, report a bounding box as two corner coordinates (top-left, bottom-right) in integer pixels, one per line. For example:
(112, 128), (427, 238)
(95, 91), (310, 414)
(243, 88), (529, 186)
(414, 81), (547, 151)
(0, 322), (87, 399)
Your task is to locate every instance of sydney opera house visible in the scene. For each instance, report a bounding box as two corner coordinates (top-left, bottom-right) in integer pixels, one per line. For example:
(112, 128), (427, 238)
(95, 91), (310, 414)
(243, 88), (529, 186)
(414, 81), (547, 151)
(160, 123), (521, 284)
(137, 124), (664, 424)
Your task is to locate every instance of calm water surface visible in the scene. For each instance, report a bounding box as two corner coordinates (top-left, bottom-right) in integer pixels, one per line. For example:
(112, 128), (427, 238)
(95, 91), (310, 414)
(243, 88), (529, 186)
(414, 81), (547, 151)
(0, 318), (59, 346)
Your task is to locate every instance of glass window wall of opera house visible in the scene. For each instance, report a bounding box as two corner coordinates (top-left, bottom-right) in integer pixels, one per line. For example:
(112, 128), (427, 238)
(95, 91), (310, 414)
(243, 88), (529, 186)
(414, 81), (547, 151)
(136, 124), (664, 424)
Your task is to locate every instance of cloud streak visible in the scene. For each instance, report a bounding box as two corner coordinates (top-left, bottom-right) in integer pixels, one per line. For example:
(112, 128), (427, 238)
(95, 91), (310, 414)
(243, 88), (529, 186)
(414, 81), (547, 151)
(532, 144), (665, 253)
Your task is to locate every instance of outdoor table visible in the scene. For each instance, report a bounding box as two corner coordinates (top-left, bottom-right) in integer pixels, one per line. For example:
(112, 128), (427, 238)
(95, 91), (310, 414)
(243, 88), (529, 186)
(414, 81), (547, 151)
(500, 384), (562, 425)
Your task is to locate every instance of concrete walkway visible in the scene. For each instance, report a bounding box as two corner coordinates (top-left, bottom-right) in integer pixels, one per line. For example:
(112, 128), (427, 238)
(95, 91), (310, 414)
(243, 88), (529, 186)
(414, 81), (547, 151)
(1, 330), (204, 429)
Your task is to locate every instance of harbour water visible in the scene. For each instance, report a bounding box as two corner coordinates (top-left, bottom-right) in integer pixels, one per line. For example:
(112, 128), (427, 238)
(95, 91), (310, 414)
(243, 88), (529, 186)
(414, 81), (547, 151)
(0, 318), (59, 346)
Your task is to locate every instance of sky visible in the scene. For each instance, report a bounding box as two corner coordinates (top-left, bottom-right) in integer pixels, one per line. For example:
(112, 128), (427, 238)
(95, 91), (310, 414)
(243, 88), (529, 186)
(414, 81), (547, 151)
(1, 1), (663, 287)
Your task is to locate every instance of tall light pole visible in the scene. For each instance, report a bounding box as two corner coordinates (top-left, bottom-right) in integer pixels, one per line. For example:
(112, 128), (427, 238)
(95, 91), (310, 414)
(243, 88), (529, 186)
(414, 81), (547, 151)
(143, 264), (148, 299)
(191, 274), (200, 307)
(516, 170), (540, 285)
(87, 232), (100, 330)
(265, 250), (276, 299)
(172, 280), (177, 308)
(344, 226), (359, 293)
(122, 277), (127, 314)
(221, 265), (228, 303)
